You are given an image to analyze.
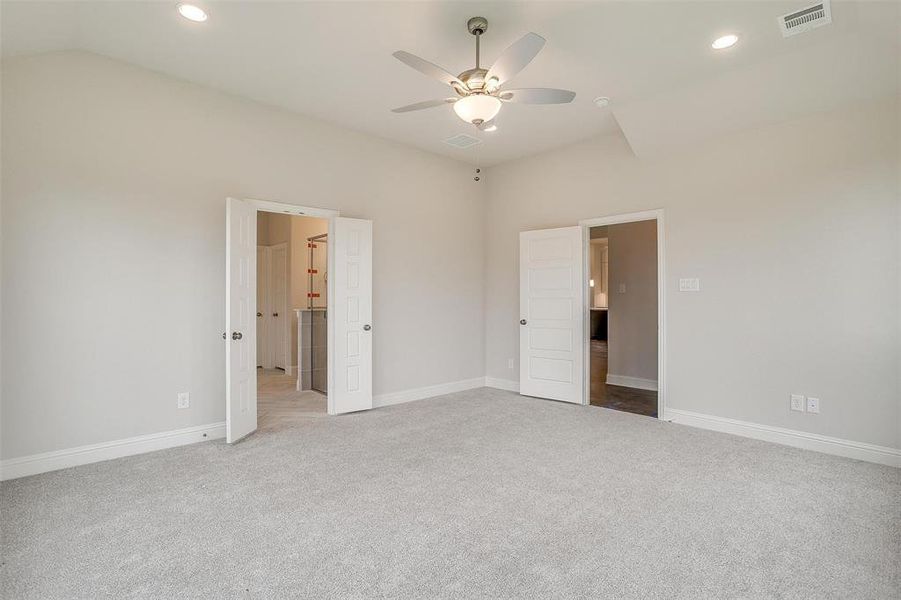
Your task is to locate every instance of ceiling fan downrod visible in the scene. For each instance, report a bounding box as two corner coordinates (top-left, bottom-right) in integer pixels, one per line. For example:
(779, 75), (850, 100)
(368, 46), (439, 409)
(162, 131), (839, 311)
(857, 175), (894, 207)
(467, 16), (488, 70)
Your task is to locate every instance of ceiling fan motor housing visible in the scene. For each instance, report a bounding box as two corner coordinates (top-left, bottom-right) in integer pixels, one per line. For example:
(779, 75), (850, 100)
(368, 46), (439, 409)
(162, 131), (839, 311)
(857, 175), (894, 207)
(457, 68), (489, 94)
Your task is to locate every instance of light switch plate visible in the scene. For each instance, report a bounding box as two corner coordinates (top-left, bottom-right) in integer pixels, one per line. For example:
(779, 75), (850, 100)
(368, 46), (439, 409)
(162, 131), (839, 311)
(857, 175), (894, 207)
(618, 283), (627, 294)
(177, 392), (190, 409)
(790, 394), (805, 412)
(679, 278), (700, 292)
(806, 397), (820, 414)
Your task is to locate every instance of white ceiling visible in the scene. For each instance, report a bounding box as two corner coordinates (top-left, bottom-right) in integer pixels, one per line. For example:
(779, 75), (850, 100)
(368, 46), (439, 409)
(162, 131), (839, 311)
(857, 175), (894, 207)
(2, 1), (898, 165)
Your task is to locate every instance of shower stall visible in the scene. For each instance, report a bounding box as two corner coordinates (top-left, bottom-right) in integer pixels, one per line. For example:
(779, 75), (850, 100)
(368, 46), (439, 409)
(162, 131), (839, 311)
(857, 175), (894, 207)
(307, 233), (327, 394)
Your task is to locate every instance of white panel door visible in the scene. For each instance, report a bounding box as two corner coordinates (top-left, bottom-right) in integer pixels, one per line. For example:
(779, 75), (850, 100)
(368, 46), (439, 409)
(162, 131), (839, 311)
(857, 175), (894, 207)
(269, 244), (288, 370)
(331, 217), (373, 414)
(519, 226), (584, 404)
(256, 246), (268, 368)
(226, 198), (257, 442)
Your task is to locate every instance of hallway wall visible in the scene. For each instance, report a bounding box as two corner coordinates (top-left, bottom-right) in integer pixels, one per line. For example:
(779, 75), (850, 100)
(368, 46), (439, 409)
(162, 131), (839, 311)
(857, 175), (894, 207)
(607, 220), (658, 384)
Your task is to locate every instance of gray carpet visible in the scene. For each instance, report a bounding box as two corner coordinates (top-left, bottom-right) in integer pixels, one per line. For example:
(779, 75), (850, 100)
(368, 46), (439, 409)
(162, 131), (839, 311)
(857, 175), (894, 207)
(2, 388), (899, 599)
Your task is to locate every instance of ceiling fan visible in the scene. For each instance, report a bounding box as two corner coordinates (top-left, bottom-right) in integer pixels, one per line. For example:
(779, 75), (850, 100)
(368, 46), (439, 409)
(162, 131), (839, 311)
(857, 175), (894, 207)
(391, 17), (576, 132)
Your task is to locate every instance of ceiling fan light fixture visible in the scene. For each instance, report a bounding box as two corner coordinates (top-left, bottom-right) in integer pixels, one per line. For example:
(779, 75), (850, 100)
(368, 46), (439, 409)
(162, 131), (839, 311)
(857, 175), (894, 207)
(453, 94), (501, 124)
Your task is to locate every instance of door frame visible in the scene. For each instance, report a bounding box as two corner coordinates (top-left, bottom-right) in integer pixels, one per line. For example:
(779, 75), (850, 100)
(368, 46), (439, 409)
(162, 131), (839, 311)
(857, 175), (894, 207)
(233, 198), (340, 424)
(578, 209), (666, 420)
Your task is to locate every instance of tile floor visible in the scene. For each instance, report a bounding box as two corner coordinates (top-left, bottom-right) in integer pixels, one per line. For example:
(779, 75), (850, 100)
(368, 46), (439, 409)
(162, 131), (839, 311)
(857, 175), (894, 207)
(257, 368), (327, 430)
(589, 340), (658, 417)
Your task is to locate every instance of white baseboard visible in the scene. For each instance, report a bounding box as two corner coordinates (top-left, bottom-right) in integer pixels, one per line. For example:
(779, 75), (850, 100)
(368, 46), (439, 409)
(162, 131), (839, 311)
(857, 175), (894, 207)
(606, 374), (658, 391)
(484, 377), (520, 392)
(373, 377), (486, 408)
(667, 408), (900, 468)
(3, 377), (486, 481)
(0, 422), (226, 481)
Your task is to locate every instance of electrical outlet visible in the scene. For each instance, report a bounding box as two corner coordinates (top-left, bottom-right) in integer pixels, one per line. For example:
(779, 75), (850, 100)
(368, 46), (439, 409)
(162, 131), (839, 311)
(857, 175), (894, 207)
(790, 394), (805, 412)
(177, 392), (190, 409)
(806, 397), (820, 414)
(679, 278), (700, 292)
(618, 283), (627, 294)
(507, 358), (514, 370)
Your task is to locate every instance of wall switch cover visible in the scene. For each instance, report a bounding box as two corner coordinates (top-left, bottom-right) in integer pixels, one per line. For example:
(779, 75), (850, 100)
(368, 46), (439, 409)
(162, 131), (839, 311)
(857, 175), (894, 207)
(177, 392), (190, 409)
(806, 397), (820, 414)
(790, 394), (805, 412)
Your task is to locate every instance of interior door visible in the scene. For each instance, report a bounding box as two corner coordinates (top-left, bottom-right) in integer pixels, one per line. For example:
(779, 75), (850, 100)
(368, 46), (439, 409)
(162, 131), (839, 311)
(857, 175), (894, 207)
(256, 246), (268, 368)
(330, 217), (373, 414)
(519, 226), (584, 404)
(225, 197), (257, 442)
(270, 244), (288, 370)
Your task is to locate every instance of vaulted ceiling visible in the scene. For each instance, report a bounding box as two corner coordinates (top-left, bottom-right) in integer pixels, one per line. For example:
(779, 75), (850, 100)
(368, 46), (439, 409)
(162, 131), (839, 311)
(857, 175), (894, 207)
(2, 1), (898, 165)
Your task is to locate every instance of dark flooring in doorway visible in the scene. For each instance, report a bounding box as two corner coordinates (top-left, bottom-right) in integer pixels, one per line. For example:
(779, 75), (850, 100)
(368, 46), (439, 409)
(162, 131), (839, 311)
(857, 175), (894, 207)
(590, 340), (658, 417)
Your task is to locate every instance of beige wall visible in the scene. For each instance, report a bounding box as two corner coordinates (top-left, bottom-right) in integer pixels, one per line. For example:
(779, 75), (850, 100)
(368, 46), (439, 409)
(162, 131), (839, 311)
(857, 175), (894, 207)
(257, 211), (270, 245)
(607, 221), (657, 382)
(289, 216), (328, 311)
(1, 50), (898, 461)
(485, 97), (900, 449)
(1, 51), (485, 459)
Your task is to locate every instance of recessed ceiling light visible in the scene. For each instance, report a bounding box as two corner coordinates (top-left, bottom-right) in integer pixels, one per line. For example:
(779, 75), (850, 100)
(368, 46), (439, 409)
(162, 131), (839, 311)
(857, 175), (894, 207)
(711, 34), (738, 50)
(177, 3), (208, 22)
(593, 96), (610, 109)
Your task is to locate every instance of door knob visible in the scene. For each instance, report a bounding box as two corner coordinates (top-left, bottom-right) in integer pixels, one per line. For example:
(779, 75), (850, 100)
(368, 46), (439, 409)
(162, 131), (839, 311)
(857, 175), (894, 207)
(520, 319), (527, 325)
(363, 324), (371, 331)
(232, 331), (243, 340)
(256, 312), (262, 317)
(272, 312), (279, 317)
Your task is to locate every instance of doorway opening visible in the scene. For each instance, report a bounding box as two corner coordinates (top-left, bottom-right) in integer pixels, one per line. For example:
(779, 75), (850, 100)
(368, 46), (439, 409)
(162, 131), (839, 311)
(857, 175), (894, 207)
(256, 211), (329, 429)
(588, 221), (658, 417)
(226, 197), (375, 443)
(516, 211), (665, 418)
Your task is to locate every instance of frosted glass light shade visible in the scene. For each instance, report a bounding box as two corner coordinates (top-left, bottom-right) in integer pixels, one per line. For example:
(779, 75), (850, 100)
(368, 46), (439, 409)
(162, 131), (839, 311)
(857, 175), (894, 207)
(453, 95), (501, 124)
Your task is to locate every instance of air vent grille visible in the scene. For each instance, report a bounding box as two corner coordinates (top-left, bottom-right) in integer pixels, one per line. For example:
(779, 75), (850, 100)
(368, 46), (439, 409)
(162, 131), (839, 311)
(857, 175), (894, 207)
(443, 134), (482, 149)
(779, 1), (831, 37)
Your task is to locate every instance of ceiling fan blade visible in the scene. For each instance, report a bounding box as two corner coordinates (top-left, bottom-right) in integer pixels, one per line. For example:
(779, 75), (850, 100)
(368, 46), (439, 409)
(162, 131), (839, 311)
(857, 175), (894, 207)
(498, 88), (576, 104)
(485, 32), (545, 86)
(392, 51), (464, 88)
(391, 98), (457, 113)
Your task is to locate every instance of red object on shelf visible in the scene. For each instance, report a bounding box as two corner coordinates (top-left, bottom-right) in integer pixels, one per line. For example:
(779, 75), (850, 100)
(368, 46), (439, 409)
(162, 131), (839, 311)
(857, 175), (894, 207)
(307, 269), (318, 274)
(307, 243), (318, 248)
(307, 292), (321, 298)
